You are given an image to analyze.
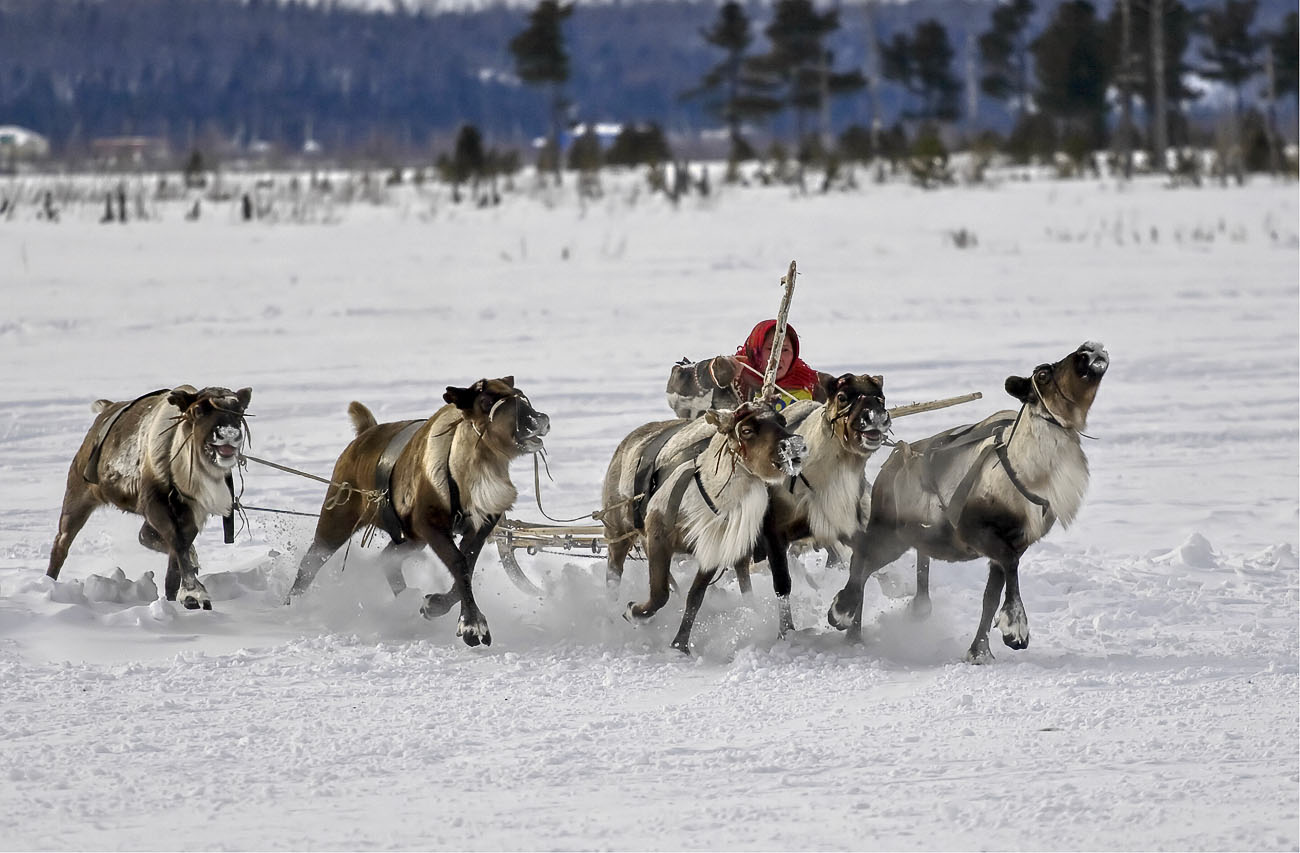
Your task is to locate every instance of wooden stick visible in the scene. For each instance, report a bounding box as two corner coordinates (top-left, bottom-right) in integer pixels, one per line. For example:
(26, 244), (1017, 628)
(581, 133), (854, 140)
(761, 260), (798, 400)
(887, 391), (983, 419)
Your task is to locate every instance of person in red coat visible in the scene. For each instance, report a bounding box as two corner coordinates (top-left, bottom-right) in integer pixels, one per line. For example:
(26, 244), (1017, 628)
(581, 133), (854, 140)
(666, 319), (831, 418)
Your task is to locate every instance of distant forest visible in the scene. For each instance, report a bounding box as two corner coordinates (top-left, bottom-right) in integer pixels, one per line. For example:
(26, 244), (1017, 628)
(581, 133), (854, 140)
(0, 0), (1294, 161)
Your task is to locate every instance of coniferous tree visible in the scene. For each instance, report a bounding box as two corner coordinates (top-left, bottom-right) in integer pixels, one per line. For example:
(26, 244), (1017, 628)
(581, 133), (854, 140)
(882, 19), (961, 122)
(978, 0), (1036, 119)
(1106, 0), (1198, 147)
(1032, 0), (1113, 151)
(682, 2), (772, 163)
(748, 0), (863, 145)
(509, 0), (574, 183)
(1268, 12), (1297, 100)
(1197, 0), (1262, 119)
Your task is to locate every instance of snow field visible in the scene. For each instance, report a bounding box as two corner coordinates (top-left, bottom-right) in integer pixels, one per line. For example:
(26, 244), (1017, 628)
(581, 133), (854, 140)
(1, 173), (1297, 849)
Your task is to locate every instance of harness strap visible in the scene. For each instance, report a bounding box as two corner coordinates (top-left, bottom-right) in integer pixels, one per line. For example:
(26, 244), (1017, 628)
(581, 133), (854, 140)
(941, 427), (1051, 529)
(693, 468), (720, 515)
(82, 389), (170, 484)
(374, 420), (425, 543)
(631, 422), (692, 530)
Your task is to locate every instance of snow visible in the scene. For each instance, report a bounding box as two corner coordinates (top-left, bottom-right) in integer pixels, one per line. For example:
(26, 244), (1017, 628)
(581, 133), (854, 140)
(1, 172), (1297, 850)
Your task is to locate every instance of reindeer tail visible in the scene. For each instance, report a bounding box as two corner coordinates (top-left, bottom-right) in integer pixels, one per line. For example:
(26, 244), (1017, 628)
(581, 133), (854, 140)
(91, 399), (114, 414)
(347, 401), (378, 435)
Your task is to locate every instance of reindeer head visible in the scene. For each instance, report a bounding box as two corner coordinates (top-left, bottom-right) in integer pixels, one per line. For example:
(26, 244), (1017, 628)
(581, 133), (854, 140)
(444, 376), (550, 455)
(705, 401), (806, 485)
(1004, 341), (1109, 432)
(820, 373), (891, 455)
(167, 385), (252, 471)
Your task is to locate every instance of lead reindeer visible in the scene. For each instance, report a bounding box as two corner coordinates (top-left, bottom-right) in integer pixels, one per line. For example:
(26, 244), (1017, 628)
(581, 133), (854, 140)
(602, 401), (806, 653)
(828, 342), (1110, 662)
(47, 385), (252, 610)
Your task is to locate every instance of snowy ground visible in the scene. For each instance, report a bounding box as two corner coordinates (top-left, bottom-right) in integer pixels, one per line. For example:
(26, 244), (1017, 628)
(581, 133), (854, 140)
(1, 173), (1297, 851)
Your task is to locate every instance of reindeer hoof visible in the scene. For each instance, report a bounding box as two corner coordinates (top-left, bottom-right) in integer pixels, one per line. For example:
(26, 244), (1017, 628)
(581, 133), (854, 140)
(623, 602), (653, 623)
(965, 638), (994, 664)
(456, 614), (491, 647)
(996, 602), (1029, 650)
(826, 589), (859, 631)
(669, 637), (692, 655)
(180, 588), (211, 611)
(421, 593), (456, 620)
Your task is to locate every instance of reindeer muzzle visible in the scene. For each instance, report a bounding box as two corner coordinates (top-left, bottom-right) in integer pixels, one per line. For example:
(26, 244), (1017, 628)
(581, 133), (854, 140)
(516, 408), (550, 453)
(1076, 341), (1109, 380)
(776, 435), (807, 477)
(853, 406), (891, 451)
(207, 425), (244, 468)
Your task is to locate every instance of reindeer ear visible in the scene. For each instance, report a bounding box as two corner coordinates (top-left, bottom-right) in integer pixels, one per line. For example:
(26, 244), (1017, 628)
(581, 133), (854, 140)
(167, 387), (199, 411)
(704, 409), (735, 433)
(1004, 375), (1034, 404)
(501, 375), (515, 388)
(820, 373), (840, 400)
(235, 387), (252, 411)
(444, 386), (476, 410)
(870, 374), (884, 389)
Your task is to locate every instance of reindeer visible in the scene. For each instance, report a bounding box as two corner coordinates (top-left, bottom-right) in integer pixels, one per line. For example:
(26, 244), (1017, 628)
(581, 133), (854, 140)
(47, 386), (252, 610)
(289, 377), (549, 648)
(601, 401), (806, 653)
(741, 373), (890, 593)
(827, 342), (1110, 663)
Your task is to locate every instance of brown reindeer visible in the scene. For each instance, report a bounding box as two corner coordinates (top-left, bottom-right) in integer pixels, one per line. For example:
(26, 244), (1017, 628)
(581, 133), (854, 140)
(601, 401), (806, 653)
(47, 386), (252, 609)
(827, 342), (1109, 662)
(289, 377), (548, 648)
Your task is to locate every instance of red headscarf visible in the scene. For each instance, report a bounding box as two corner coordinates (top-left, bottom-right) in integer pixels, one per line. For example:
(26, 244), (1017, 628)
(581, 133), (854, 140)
(734, 319), (820, 396)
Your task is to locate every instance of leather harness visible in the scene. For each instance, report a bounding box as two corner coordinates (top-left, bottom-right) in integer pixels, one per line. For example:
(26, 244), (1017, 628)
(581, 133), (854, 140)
(631, 422), (710, 530)
(373, 420), (429, 542)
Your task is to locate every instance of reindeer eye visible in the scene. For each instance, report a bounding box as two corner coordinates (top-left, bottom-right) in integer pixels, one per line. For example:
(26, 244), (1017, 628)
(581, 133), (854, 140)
(739, 425), (755, 438)
(477, 395), (493, 413)
(836, 392), (849, 406)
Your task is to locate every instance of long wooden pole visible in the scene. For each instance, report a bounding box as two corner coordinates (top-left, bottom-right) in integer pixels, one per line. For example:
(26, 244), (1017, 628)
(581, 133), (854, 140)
(887, 391), (982, 419)
(761, 260), (798, 400)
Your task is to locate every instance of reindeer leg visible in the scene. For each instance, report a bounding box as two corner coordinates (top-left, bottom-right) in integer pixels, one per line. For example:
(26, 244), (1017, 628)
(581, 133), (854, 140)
(289, 497), (363, 600)
(605, 536), (632, 599)
(828, 526), (907, 640)
(761, 512), (795, 638)
(966, 562), (1006, 664)
(996, 557), (1029, 650)
(143, 490), (206, 609)
(626, 515), (672, 622)
(420, 515), (500, 617)
(734, 560), (753, 595)
(910, 552), (933, 620)
(379, 540), (425, 596)
(670, 566), (719, 654)
(420, 523), (492, 647)
(47, 490), (98, 580)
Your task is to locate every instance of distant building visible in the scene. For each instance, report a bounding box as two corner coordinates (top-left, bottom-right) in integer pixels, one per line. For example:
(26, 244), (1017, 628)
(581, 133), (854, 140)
(89, 136), (171, 167)
(0, 125), (50, 169)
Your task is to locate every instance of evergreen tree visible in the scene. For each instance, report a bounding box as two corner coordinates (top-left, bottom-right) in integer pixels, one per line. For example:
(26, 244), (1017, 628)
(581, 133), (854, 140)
(1106, 0), (1198, 146)
(1032, 0), (1112, 149)
(509, 0), (574, 182)
(978, 0), (1035, 119)
(451, 123), (486, 200)
(682, 2), (771, 162)
(1268, 12), (1297, 99)
(882, 19), (961, 122)
(748, 0), (863, 143)
(1197, 0), (1262, 118)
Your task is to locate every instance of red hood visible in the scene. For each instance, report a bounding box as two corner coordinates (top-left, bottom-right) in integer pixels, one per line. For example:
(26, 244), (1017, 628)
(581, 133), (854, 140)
(734, 319), (819, 394)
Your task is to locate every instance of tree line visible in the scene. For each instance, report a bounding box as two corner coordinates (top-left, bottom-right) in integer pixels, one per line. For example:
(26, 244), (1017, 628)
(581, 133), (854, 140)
(1, 0), (1295, 174)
